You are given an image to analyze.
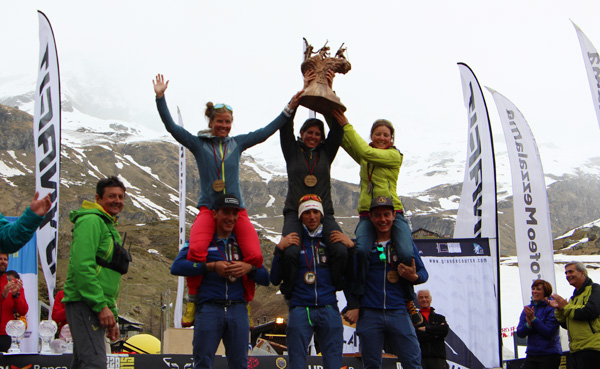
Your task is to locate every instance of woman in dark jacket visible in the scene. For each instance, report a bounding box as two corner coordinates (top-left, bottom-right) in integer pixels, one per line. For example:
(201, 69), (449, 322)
(516, 279), (562, 369)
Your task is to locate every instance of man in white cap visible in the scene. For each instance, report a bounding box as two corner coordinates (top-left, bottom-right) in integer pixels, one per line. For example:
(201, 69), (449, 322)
(271, 194), (354, 369)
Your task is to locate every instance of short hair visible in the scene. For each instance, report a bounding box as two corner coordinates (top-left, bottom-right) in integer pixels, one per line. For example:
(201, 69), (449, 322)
(566, 261), (588, 277)
(96, 176), (126, 198)
(531, 279), (553, 297)
(417, 289), (431, 297)
(6, 270), (20, 279)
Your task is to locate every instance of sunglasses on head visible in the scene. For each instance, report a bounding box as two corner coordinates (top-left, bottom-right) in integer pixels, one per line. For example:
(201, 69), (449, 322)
(214, 103), (233, 112)
(299, 194), (322, 204)
(376, 245), (387, 261)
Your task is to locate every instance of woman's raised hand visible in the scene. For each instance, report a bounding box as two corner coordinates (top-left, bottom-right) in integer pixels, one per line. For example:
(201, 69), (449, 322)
(332, 108), (349, 126)
(153, 74), (169, 99)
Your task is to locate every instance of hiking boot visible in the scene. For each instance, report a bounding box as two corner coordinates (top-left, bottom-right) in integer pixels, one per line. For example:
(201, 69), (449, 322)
(182, 301), (196, 327)
(406, 300), (424, 327)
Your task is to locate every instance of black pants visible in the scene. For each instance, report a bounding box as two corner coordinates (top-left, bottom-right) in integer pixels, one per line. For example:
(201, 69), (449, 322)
(0, 335), (11, 352)
(522, 354), (561, 369)
(421, 356), (449, 369)
(571, 350), (600, 369)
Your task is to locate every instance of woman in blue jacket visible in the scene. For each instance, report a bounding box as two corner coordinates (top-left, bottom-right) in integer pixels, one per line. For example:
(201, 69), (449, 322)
(516, 279), (562, 369)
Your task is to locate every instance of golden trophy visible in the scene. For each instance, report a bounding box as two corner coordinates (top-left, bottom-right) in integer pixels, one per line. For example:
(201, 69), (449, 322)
(300, 38), (351, 114)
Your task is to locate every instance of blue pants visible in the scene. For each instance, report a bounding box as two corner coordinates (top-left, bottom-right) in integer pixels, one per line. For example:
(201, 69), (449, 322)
(354, 213), (413, 295)
(193, 302), (249, 369)
(286, 305), (344, 369)
(356, 308), (422, 369)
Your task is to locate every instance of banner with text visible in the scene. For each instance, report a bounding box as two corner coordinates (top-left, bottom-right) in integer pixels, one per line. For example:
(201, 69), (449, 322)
(416, 238), (496, 369)
(572, 21), (600, 131)
(488, 88), (556, 305)
(34, 11), (61, 308)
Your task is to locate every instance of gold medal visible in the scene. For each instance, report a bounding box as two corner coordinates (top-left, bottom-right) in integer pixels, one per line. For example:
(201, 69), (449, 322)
(212, 179), (225, 192)
(304, 175), (317, 187)
(387, 270), (399, 283)
(304, 271), (316, 284)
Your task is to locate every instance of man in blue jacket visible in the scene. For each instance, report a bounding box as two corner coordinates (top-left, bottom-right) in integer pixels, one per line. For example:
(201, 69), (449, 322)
(344, 196), (428, 369)
(271, 194), (354, 369)
(171, 194), (269, 369)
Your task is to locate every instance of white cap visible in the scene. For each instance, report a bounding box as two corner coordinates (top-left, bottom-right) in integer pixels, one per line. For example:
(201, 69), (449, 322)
(298, 200), (324, 218)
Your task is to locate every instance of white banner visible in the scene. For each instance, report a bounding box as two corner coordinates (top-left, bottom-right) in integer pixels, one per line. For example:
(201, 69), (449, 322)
(34, 11), (61, 309)
(488, 88), (556, 305)
(572, 21), (600, 131)
(174, 107), (186, 329)
(454, 64), (500, 367)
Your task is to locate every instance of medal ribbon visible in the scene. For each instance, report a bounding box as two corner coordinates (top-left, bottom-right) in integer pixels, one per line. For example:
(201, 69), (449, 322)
(212, 140), (228, 193)
(302, 239), (316, 272)
(303, 152), (319, 177)
(367, 162), (376, 192)
(214, 239), (235, 262)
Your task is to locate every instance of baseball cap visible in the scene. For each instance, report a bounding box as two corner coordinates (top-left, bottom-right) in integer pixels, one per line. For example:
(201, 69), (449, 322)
(298, 194), (324, 218)
(214, 194), (241, 210)
(369, 196), (394, 211)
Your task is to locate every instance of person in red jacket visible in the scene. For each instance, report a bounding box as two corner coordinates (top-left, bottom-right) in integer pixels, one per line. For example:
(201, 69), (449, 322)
(0, 253), (28, 352)
(52, 290), (67, 336)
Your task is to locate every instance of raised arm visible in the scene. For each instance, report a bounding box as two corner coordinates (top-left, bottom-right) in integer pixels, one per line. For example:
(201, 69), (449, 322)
(153, 74), (198, 148)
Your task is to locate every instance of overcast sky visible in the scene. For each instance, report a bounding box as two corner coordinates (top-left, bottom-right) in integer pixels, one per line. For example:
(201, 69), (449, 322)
(2, 1), (600, 188)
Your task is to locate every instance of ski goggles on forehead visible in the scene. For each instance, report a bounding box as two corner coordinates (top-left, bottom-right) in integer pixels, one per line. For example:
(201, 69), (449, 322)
(214, 103), (233, 112)
(299, 194), (322, 204)
(376, 245), (387, 261)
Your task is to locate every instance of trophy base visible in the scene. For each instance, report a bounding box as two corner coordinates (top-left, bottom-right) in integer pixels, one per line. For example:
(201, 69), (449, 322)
(299, 95), (346, 115)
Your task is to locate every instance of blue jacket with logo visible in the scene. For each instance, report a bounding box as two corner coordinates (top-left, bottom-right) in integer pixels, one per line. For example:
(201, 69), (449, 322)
(171, 237), (269, 303)
(270, 225), (337, 307)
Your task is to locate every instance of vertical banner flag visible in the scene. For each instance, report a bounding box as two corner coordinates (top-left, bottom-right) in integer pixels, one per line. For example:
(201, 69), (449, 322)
(34, 11), (61, 309)
(6, 217), (39, 353)
(454, 63), (501, 367)
(174, 107), (186, 329)
(572, 21), (600, 131)
(487, 88), (556, 305)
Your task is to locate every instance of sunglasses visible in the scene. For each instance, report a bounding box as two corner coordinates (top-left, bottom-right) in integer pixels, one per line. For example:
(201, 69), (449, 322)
(299, 194), (322, 204)
(214, 103), (233, 112)
(376, 245), (387, 261)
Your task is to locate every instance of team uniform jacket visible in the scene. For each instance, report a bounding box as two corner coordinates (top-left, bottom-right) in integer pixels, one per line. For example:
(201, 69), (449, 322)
(280, 115), (343, 216)
(156, 96), (291, 210)
(270, 225), (337, 307)
(340, 123), (404, 213)
(171, 240), (269, 303)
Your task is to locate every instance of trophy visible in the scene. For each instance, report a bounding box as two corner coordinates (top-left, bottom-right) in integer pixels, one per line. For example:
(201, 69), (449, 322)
(299, 38), (351, 115)
(39, 319), (58, 354)
(5, 319), (25, 353)
(61, 324), (73, 353)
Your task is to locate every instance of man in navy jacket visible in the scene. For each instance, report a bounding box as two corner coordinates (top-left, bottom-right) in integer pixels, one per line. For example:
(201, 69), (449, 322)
(171, 194), (269, 369)
(344, 196), (428, 369)
(271, 194), (354, 369)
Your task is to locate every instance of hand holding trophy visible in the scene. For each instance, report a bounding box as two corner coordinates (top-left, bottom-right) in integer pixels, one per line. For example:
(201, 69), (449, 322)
(299, 38), (351, 115)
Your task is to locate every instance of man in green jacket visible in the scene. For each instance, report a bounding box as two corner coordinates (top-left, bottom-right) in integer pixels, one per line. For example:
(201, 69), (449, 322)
(549, 261), (600, 369)
(63, 177), (126, 369)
